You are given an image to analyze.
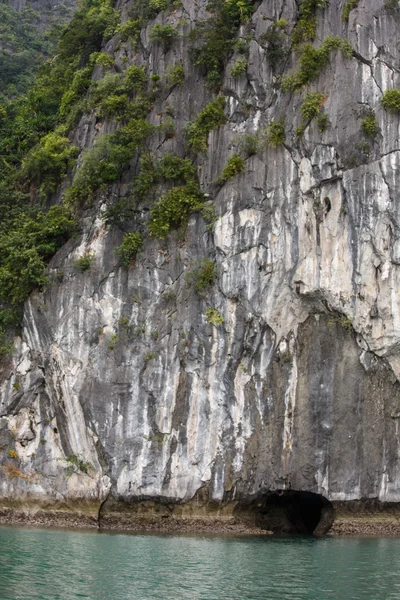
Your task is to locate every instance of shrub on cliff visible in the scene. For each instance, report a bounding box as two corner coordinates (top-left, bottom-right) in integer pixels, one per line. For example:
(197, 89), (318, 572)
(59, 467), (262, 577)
(184, 96), (226, 153)
(189, 0), (255, 89)
(220, 154), (245, 182)
(117, 233), (143, 267)
(381, 89), (400, 113)
(282, 36), (352, 91)
(150, 24), (178, 51)
(21, 132), (79, 200)
(148, 185), (205, 238)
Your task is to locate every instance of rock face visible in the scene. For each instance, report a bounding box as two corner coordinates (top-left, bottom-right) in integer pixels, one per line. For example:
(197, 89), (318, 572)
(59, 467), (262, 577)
(1, 0), (400, 527)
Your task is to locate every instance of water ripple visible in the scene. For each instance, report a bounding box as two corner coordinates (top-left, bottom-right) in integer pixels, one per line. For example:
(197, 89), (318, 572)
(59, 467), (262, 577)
(1, 527), (400, 599)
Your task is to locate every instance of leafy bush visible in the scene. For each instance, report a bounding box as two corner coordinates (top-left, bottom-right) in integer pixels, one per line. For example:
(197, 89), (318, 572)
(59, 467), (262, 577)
(239, 133), (260, 157)
(22, 132), (79, 200)
(282, 36), (353, 91)
(317, 112), (329, 132)
(361, 112), (378, 138)
(189, 0), (255, 89)
(205, 307), (224, 326)
(157, 153), (196, 181)
(65, 454), (93, 474)
(125, 65), (148, 91)
(291, 0), (327, 46)
(94, 52), (115, 69)
(342, 0), (358, 21)
(301, 92), (327, 122)
(0, 327), (13, 358)
(264, 119), (285, 147)
(148, 184), (205, 238)
(118, 19), (141, 43)
(259, 19), (288, 69)
(185, 96), (226, 153)
(381, 89), (400, 112)
(0, 206), (75, 305)
(149, 0), (168, 11)
(384, 0), (399, 9)
(185, 258), (216, 293)
(230, 59), (247, 78)
(74, 252), (96, 272)
(117, 233), (143, 266)
(166, 63), (185, 87)
(65, 119), (155, 207)
(220, 154), (245, 181)
(150, 24), (178, 51)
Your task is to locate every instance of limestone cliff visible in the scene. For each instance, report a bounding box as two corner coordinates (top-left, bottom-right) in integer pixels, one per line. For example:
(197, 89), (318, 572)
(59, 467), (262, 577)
(1, 0), (400, 530)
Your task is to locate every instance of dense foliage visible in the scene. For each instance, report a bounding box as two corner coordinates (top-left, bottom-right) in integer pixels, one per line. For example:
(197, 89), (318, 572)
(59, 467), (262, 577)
(189, 0), (256, 89)
(0, 0), (74, 101)
(0, 0), (120, 354)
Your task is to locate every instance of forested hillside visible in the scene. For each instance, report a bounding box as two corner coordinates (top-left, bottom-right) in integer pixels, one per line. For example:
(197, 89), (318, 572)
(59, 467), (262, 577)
(0, 0), (75, 100)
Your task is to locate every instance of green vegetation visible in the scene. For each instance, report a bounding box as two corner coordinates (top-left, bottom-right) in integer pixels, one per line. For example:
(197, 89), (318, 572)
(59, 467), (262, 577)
(8, 449), (18, 459)
(163, 290), (176, 301)
(291, 0), (327, 46)
(259, 19), (288, 69)
(21, 132), (79, 200)
(282, 36), (353, 91)
(65, 453), (93, 474)
(189, 0), (256, 89)
(184, 96), (226, 152)
(185, 258), (216, 293)
(65, 119), (155, 207)
(342, 0), (359, 21)
(144, 351), (157, 363)
(128, 0), (182, 24)
(94, 52), (115, 69)
(361, 112), (378, 138)
(264, 119), (285, 147)
(317, 112), (329, 132)
(327, 314), (353, 331)
(117, 233), (143, 267)
(0, 1), (74, 101)
(157, 153), (196, 181)
(73, 252), (96, 272)
(381, 89), (400, 113)
(295, 92), (328, 137)
(0, 206), (75, 307)
(149, 184), (206, 238)
(0, 0), (124, 352)
(150, 24), (178, 51)
(234, 37), (250, 55)
(239, 133), (260, 157)
(117, 19), (141, 44)
(230, 59), (247, 78)
(220, 154), (245, 181)
(107, 333), (119, 350)
(205, 307), (224, 326)
(0, 330), (13, 359)
(301, 92), (327, 122)
(166, 63), (185, 87)
(384, 0), (399, 9)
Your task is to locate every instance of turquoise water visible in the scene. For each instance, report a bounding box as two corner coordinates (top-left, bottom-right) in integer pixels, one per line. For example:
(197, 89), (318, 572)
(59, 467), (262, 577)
(1, 527), (400, 599)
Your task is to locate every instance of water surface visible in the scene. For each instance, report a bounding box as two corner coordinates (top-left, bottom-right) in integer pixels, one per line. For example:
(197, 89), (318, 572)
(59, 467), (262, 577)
(1, 526), (400, 599)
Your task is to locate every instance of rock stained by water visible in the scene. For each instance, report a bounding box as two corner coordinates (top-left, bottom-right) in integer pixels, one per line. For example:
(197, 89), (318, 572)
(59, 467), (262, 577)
(1, 0), (400, 526)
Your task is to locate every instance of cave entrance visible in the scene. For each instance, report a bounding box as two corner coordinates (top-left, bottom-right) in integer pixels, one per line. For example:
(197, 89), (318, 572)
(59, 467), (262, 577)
(255, 490), (334, 535)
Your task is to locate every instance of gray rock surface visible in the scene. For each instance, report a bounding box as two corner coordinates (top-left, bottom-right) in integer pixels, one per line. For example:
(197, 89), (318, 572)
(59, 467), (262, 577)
(2, 0), (400, 523)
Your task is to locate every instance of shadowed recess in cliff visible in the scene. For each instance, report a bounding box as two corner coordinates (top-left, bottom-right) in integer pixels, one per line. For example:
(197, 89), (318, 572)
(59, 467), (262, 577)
(253, 490), (334, 535)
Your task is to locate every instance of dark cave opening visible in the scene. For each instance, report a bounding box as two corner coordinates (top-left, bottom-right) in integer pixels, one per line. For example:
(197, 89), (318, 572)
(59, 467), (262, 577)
(255, 490), (334, 535)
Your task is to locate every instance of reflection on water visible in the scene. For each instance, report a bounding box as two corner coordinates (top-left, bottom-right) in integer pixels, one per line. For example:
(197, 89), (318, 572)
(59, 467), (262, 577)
(1, 526), (400, 599)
